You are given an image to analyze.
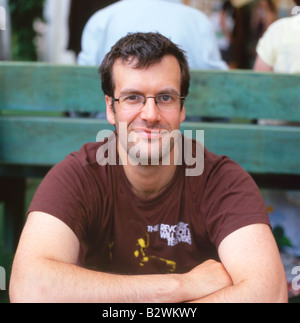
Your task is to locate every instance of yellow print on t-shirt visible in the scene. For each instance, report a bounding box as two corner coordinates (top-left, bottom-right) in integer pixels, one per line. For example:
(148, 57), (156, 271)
(133, 233), (176, 273)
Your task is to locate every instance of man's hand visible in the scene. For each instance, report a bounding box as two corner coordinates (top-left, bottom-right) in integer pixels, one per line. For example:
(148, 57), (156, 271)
(181, 260), (233, 302)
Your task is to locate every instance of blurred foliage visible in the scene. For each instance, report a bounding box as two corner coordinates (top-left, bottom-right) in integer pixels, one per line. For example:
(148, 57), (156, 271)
(273, 225), (293, 252)
(9, 0), (45, 61)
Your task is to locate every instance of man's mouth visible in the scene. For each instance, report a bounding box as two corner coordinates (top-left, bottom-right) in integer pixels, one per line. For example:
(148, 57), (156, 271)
(131, 128), (169, 140)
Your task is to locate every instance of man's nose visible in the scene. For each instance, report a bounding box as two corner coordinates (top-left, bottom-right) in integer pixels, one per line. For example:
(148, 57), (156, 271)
(139, 97), (161, 123)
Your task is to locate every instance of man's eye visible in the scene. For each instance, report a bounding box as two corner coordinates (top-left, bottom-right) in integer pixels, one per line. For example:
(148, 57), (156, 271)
(157, 95), (173, 103)
(124, 95), (142, 103)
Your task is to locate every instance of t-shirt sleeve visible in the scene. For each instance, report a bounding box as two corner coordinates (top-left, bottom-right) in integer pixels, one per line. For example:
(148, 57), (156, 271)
(204, 157), (270, 249)
(27, 154), (94, 241)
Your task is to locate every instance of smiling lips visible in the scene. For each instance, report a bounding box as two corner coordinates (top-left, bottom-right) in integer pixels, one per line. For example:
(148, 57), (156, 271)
(131, 128), (169, 140)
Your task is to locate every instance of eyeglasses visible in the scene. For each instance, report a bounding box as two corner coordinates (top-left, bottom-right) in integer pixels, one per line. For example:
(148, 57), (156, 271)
(112, 94), (185, 110)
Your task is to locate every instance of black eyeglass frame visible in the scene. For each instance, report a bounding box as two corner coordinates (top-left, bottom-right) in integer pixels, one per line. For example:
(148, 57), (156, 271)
(112, 94), (186, 109)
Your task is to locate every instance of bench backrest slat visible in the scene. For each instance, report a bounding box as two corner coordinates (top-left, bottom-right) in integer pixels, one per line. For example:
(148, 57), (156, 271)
(188, 70), (300, 122)
(1, 116), (300, 175)
(1, 62), (300, 122)
(0, 63), (105, 113)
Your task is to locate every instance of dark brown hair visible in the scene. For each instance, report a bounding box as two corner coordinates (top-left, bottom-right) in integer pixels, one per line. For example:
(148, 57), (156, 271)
(99, 32), (190, 98)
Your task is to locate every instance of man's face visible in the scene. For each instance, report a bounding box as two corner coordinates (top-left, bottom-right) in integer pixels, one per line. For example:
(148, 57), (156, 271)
(105, 55), (186, 165)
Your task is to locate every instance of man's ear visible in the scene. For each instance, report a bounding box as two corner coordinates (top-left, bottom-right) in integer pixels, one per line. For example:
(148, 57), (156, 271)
(106, 95), (116, 125)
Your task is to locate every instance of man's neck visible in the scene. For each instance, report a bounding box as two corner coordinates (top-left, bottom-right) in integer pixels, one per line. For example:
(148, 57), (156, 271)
(122, 162), (177, 200)
(117, 136), (181, 199)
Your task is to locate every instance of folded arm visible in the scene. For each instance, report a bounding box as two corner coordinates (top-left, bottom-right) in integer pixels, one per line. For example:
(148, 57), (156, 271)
(191, 224), (288, 303)
(9, 212), (231, 303)
(10, 213), (286, 303)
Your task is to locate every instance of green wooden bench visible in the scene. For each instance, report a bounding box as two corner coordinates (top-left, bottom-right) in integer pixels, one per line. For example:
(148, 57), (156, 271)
(1, 62), (300, 252)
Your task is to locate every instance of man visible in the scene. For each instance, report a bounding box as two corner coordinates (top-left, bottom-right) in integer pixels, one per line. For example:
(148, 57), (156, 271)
(78, 0), (227, 70)
(10, 32), (287, 303)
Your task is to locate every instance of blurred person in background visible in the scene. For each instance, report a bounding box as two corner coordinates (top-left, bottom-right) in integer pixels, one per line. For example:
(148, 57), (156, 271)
(254, 0), (300, 73)
(78, 0), (228, 70)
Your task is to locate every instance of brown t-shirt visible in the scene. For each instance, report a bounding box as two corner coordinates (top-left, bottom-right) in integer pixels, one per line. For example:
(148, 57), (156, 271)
(28, 140), (270, 275)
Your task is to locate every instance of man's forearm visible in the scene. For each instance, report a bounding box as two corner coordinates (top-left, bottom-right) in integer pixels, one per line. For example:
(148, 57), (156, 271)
(189, 282), (252, 303)
(10, 258), (186, 303)
(190, 280), (288, 303)
(10, 259), (231, 303)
